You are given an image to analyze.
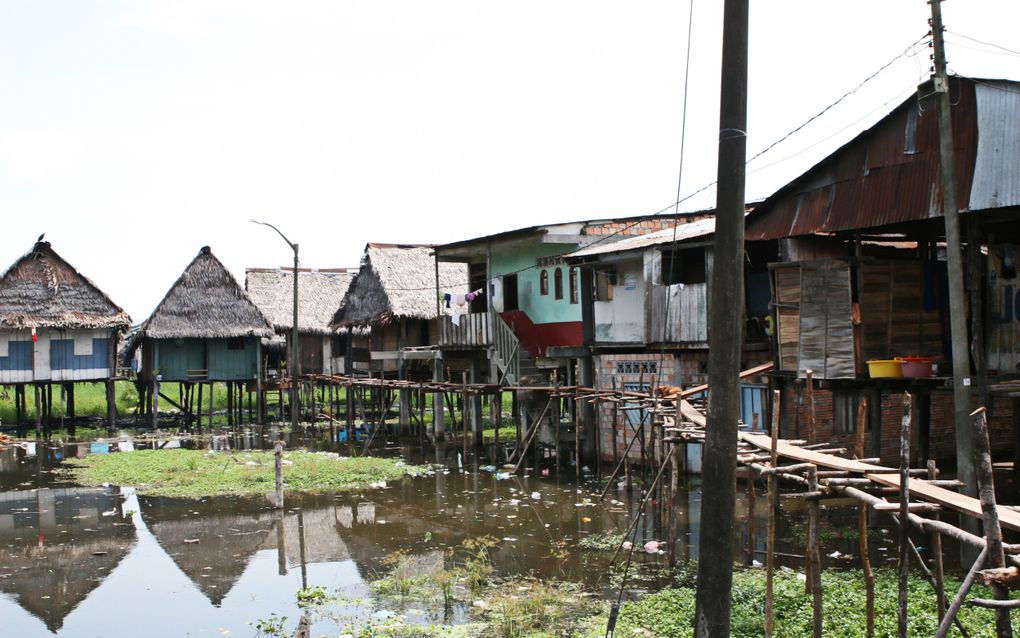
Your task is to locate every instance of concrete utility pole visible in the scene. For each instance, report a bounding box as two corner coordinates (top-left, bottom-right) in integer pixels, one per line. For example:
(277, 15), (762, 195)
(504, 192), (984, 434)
(693, 0), (748, 636)
(928, 0), (975, 495)
(253, 220), (301, 431)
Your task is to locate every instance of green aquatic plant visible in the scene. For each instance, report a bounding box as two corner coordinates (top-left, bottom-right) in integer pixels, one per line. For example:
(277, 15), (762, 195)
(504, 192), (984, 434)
(64, 448), (423, 498)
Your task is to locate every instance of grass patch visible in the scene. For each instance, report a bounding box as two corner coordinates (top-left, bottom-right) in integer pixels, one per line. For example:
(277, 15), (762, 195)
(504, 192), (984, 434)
(595, 566), (1010, 637)
(63, 448), (423, 498)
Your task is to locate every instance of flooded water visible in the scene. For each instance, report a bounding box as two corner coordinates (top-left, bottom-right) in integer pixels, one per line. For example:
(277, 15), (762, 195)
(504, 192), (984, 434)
(0, 427), (894, 637)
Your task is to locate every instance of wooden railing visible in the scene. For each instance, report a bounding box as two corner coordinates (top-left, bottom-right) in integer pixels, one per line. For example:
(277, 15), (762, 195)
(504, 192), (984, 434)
(492, 313), (520, 385)
(439, 312), (492, 347)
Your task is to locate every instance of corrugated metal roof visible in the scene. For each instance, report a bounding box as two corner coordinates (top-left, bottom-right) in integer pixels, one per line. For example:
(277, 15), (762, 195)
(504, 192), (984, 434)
(565, 215), (720, 258)
(969, 80), (1020, 210)
(745, 76), (1008, 241)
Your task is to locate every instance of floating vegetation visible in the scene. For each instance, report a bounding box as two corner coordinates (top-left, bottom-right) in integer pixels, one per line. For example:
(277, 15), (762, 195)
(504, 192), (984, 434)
(63, 448), (424, 498)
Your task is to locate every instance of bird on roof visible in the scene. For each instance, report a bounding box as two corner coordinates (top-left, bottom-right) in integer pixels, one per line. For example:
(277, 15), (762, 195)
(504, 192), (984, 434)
(37, 233), (45, 242)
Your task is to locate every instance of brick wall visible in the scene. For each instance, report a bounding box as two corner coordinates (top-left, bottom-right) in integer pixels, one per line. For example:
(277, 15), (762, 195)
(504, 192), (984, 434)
(777, 380), (1015, 471)
(593, 351), (771, 466)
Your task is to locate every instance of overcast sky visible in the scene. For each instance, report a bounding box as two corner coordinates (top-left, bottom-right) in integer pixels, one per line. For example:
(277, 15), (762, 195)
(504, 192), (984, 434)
(2, 1), (1018, 320)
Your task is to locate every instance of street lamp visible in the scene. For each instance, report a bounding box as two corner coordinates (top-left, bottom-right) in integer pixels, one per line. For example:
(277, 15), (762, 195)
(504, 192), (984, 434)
(252, 220), (300, 431)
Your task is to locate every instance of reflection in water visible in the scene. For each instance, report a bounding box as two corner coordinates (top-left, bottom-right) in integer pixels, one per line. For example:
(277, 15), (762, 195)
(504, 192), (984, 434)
(0, 433), (780, 637)
(0, 481), (135, 632)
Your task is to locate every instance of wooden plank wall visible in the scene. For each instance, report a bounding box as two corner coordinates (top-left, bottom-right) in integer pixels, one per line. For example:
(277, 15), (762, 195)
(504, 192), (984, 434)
(859, 259), (942, 361)
(773, 265), (801, 372)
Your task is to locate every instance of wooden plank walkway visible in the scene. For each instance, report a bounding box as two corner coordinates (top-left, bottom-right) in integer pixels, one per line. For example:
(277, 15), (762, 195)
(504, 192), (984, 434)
(739, 431), (1020, 533)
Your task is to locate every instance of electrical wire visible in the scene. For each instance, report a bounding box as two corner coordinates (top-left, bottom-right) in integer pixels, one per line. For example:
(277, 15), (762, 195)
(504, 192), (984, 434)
(946, 29), (1020, 57)
(359, 34), (931, 296)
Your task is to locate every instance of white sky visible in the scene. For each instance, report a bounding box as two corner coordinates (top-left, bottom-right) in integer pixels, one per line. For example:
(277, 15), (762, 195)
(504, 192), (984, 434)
(1, 1), (1018, 321)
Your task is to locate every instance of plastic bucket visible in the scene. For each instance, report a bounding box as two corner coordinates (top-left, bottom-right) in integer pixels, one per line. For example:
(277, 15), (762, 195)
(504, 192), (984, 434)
(896, 356), (934, 378)
(867, 359), (903, 378)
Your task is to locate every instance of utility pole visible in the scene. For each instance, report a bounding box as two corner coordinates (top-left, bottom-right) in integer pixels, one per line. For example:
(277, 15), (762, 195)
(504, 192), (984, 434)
(928, 0), (975, 496)
(253, 220), (301, 431)
(693, 0), (748, 636)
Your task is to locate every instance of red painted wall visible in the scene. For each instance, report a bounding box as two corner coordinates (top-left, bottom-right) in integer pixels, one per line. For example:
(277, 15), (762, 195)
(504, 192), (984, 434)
(500, 310), (583, 357)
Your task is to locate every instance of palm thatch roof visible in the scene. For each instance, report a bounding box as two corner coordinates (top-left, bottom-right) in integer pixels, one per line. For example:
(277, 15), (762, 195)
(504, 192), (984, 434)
(0, 241), (130, 330)
(334, 244), (467, 328)
(245, 267), (357, 335)
(135, 246), (273, 340)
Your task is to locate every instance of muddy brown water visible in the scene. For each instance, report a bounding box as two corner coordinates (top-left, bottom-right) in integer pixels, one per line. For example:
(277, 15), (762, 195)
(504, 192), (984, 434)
(0, 426), (907, 637)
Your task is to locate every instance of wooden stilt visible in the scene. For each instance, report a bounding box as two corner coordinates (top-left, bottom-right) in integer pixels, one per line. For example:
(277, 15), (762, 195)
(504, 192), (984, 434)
(806, 465), (822, 638)
(208, 381), (214, 427)
(151, 377), (160, 428)
(970, 407), (1012, 637)
(927, 459), (947, 622)
(34, 384), (41, 437)
(196, 383), (204, 428)
(897, 392), (912, 638)
(227, 381), (234, 427)
(805, 369), (816, 445)
(855, 396), (875, 638)
(765, 389), (780, 638)
(746, 471), (756, 566)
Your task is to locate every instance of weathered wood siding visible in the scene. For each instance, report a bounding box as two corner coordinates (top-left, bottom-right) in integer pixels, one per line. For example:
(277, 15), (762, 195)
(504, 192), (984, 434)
(859, 259), (943, 362)
(772, 261), (855, 378)
(439, 312), (491, 347)
(798, 261), (855, 378)
(648, 283), (707, 343)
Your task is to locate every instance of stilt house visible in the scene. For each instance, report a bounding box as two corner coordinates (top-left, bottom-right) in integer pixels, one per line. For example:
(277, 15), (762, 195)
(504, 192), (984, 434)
(129, 247), (273, 423)
(564, 213), (776, 471)
(0, 240), (131, 426)
(332, 244), (467, 379)
(245, 267), (357, 376)
(745, 76), (1020, 471)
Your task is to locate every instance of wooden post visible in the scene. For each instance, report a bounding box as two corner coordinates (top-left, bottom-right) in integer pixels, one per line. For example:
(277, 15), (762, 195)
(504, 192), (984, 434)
(494, 390), (502, 448)
(433, 358), (445, 442)
(227, 380), (234, 427)
(971, 407), (1012, 637)
(196, 382), (203, 428)
(927, 459), (947, 622)
(151, 377), (160, 428)
(553, 383), (561, 472)
(208, 381), (214, 427)
(746, 471), (756, 566)
(806, 465), (822, 638)
(804, 369), (816, 445)
(765, 389), (780, 638)
(274, 438), (284, 509)
(574, 396), (581, 479)
(34, 384), (41, 437)
(897, 392), (912, 638)
(855, 396), (874, 638)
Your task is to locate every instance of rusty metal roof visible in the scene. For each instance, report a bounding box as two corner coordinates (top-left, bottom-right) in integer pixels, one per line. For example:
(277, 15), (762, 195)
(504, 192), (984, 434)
(745, 76), (1018, 241)
(564, 214), (721, 259)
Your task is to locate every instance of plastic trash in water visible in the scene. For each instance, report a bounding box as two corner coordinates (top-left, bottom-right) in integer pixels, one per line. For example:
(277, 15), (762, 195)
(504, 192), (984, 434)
(480, 465), (497, 472)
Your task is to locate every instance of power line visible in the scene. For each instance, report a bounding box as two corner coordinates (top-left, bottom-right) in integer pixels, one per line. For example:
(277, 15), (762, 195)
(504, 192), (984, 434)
(360, 35), (931, 296)
(946, 29), (1020, 57)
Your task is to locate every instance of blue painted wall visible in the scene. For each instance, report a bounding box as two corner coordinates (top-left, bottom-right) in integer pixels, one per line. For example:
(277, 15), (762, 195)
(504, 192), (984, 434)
(0, 341), (33, 371)
(50, 338), (110, 371)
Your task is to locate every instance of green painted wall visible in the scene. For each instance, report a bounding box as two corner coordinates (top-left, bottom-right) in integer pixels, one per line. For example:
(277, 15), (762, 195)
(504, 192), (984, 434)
(155, 337), (260, 380)
(491, 242), (581, 325)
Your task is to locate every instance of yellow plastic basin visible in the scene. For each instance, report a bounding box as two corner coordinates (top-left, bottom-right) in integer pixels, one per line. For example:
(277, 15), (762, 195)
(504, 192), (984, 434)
(867, 359), (903, 378)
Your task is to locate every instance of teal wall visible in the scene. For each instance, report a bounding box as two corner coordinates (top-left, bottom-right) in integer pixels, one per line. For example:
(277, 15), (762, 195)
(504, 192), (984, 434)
(154, 337), (260, 380)
(491, 243), (581, 325)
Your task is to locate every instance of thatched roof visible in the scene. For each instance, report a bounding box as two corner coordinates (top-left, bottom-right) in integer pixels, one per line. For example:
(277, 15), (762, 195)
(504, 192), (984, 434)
(245, 267), (356, 335)
(0, 241), (130, 330)
(136, 247), (273, 340)
(334, 243), (467, 327)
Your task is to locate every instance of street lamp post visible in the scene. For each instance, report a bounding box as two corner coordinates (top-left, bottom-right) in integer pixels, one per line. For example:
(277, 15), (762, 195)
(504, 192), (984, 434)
(253, 220), (300, 431)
